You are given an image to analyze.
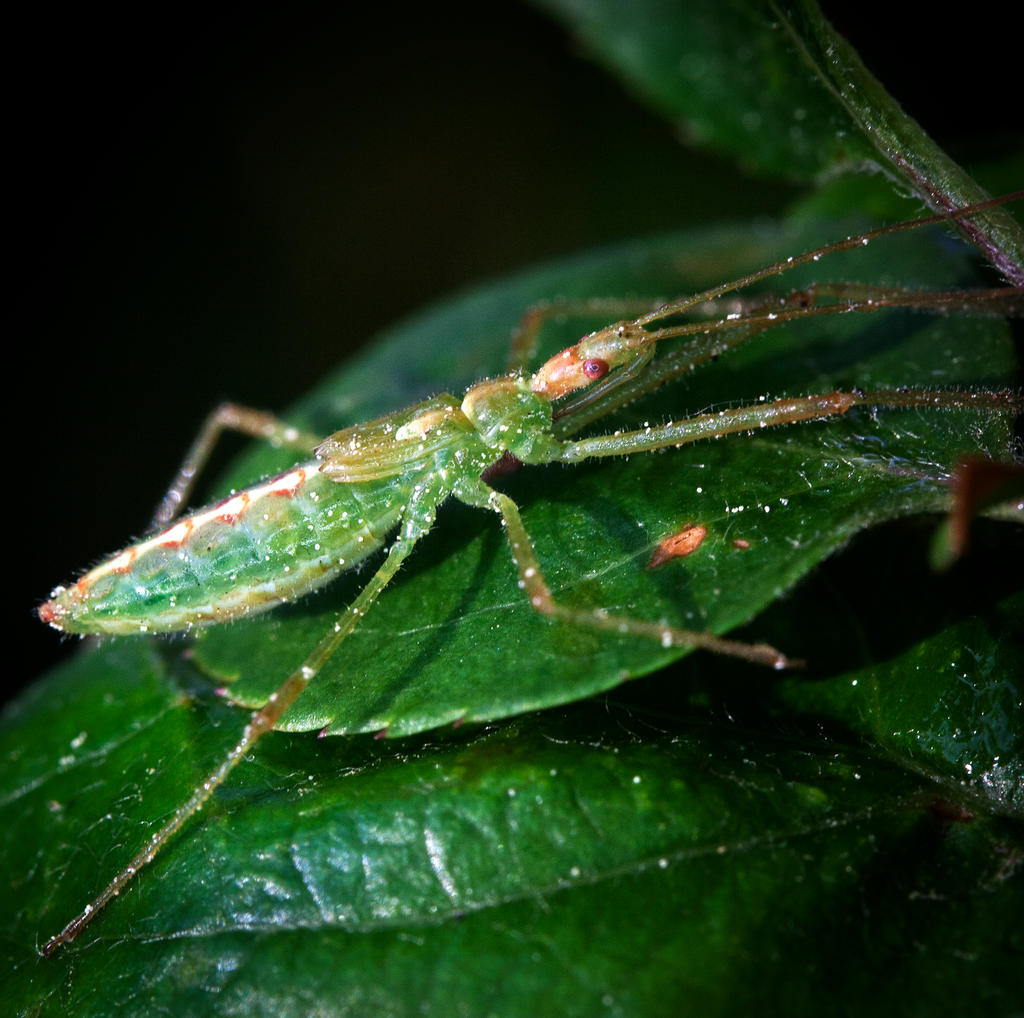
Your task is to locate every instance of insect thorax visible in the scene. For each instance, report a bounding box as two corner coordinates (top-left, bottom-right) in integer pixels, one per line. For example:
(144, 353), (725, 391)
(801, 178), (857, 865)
(461, 376), (563, 464)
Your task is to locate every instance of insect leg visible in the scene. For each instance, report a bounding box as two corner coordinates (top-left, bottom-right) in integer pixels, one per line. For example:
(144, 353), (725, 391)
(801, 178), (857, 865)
(793, 280), (1023, 316)
(559, 388), (1024, 462)
(40, 518), (427, 957)
(472, 485), (791, 668)
(153, 402), (321, 528)
(626, 192), (1024, 328)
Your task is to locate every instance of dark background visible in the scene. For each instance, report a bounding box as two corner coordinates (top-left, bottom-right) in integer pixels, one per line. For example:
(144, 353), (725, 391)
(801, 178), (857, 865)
(8, 1), (1021, 697)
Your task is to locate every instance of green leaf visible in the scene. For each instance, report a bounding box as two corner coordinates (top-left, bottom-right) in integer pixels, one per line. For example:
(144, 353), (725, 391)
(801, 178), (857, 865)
(5, 638), (1023, 1015)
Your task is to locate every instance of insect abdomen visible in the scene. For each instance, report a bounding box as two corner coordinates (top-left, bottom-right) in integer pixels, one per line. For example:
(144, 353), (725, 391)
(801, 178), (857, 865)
(40, 463), (408, 636)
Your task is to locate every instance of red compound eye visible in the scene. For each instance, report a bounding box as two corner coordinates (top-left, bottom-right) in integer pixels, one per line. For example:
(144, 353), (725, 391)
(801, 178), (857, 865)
(582, 358), (609, 380)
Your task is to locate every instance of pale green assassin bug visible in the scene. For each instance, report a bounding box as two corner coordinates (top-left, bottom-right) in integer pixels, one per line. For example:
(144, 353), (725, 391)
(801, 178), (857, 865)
(38, 192), (1024, 956)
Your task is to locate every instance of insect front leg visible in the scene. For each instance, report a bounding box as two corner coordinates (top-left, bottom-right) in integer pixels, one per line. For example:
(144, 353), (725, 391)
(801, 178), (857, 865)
(559, 388), (1024, 463)
(153, 402), (321, 528)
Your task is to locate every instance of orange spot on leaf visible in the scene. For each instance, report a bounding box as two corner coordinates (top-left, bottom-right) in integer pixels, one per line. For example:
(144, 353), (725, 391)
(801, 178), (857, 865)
(647, 524), (707, 569)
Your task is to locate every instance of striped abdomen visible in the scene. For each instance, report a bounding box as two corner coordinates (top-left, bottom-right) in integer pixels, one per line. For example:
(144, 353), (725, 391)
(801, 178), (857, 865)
(40, 462), (412, 636)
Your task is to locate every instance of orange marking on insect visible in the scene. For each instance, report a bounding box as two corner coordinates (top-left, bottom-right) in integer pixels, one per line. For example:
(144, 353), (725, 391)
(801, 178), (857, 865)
(38, 599), (59, 625)
(530, 347), (588, 400)
(159, 520), (194, 548)
(268, 468), (307, 497)
(647, 524), (708, 569)
(109, 548), (137, 574)
(215, 492), (251, 523)
(732, 538), (751, 550)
